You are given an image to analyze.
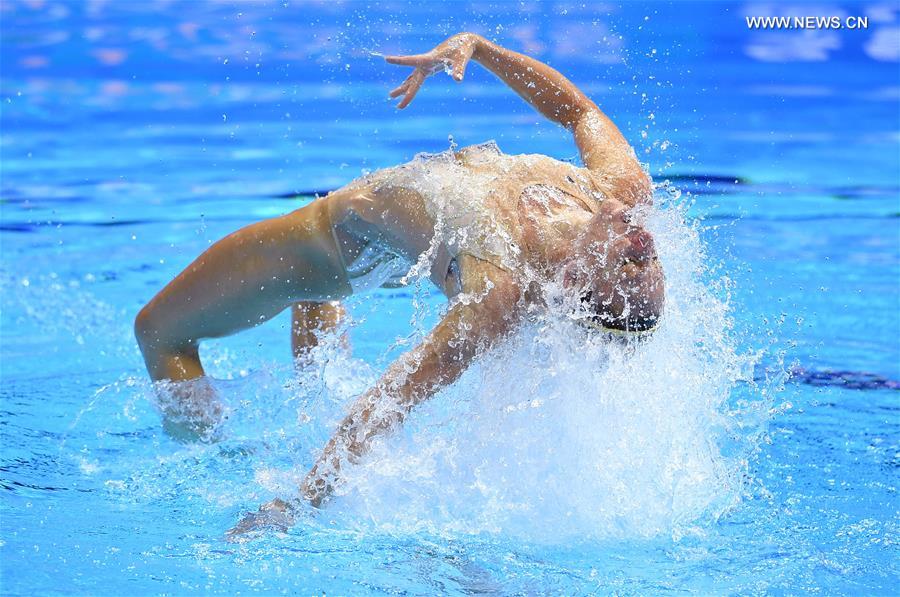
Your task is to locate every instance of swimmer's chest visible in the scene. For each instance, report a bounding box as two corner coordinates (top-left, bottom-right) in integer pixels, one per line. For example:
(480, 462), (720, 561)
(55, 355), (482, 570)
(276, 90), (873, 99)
(461, 151), (601, 215)
(466, 156), (602, 263)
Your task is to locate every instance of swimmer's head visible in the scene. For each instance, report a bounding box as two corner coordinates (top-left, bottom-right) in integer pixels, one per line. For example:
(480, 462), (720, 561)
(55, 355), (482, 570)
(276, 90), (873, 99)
(564, 205), (665, 334)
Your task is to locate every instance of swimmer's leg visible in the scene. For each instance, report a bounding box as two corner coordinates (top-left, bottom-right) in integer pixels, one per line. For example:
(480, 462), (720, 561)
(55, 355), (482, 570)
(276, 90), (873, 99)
(134, 199), (351, 439)
(291, 300), (347, 365)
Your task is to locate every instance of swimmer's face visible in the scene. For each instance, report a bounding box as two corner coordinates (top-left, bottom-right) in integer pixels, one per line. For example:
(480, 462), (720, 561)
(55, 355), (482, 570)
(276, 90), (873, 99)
(564, 205), (665, 331)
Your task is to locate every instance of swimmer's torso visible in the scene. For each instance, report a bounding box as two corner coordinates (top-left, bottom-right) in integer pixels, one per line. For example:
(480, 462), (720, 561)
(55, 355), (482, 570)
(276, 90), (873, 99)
(325, 142), (608, 295)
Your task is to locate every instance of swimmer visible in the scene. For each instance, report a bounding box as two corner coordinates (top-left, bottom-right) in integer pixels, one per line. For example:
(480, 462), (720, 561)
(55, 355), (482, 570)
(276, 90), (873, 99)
(132, 33), (665, 536)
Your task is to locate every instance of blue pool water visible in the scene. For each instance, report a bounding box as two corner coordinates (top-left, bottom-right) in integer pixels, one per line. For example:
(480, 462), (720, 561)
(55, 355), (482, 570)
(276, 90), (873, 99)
(2, 1), (898, 594)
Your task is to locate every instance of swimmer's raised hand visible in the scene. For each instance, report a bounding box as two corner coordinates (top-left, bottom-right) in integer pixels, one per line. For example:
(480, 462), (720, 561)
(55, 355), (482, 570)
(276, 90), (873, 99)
(385, 33), (479, 109)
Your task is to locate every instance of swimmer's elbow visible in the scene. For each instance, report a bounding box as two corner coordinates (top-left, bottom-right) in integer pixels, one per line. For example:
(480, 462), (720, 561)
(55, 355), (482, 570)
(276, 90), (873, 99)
(612, 168), (652, 207)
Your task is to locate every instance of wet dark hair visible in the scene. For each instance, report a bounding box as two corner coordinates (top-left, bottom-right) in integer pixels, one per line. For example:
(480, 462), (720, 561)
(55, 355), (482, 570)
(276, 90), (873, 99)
(579, 290), (660, 333)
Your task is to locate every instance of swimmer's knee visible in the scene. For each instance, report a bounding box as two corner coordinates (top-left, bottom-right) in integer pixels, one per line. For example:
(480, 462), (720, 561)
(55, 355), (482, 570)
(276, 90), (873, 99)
(135, 302), (163, 353)
(134, 301), (193, 354)
(134, 303), (154, 348)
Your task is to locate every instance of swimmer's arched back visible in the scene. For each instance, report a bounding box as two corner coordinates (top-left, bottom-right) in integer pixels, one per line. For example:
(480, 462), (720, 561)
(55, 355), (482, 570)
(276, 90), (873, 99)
(131, 32), (664, 541)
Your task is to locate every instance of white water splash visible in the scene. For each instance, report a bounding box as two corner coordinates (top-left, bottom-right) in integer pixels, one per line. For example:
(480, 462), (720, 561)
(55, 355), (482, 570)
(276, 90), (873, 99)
(318, 192), (769, 543)
(48, 183), (771, 546)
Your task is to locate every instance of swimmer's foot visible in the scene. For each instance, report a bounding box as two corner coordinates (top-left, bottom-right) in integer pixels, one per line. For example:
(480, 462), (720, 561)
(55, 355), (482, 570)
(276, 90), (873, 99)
(156, 378), (226, 443)
(162, 416), (224, 444)
(224, 498), (296, 543)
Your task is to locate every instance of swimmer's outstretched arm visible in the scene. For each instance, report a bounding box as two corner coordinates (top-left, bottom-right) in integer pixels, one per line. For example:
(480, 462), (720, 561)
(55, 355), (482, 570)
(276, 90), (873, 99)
(301, 269), (520, 506)
(226, 260), (521, 539)
(386, 33), (650, 205)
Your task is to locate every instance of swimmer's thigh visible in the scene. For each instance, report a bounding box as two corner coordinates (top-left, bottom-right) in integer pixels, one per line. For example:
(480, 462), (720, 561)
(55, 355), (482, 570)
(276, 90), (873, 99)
(136, 199), (351, 358)
(326, 181), (435, 263)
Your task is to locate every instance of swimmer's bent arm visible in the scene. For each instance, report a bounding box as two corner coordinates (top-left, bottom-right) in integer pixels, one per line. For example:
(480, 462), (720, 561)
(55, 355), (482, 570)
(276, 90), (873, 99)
(386, 33), (650, 206)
